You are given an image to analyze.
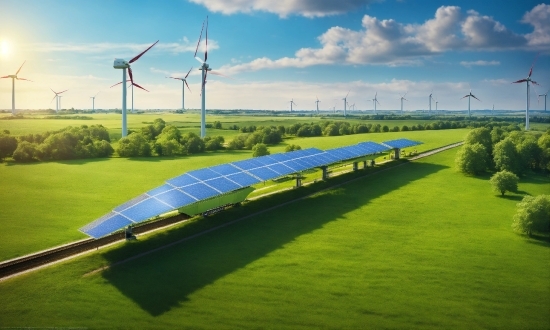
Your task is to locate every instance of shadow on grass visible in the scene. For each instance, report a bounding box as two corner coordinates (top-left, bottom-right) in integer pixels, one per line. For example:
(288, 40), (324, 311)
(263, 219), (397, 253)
(101, 161), (448, 316)
(525, 234), (550, 248)
(3, 157), (112, 166)
(497, 195), (526, 201)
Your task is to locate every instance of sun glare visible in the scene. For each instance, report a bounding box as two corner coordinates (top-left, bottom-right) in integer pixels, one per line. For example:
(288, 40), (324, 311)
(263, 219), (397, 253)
(0, 40), (12, 58)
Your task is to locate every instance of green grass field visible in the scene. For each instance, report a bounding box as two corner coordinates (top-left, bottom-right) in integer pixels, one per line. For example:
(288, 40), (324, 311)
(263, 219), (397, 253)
(0, 147), (548, 329)
(0, 120), (467, 261)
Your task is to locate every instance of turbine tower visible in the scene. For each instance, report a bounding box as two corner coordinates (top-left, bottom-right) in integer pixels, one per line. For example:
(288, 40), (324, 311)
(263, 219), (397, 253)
(50, 88), (68, 112)
(58, 96), (63, 110)
(429, 90), (434, 114)
(342, 91), (350, 116)
(90, 92), (99, 111)
(289, 99), (296, 112)
(315, 96), (320, 113)
(400, 92), (408, 113)
(167, 67), (193, 110)
(113, 40), (158, 138)
(461, 89), (481, 117)
(372, 92), (380, 114)
(435, 100), (438, 112)
(1, 61), (32, 115)
(512, 55), (539, 131)
(539, 90), (548, 112)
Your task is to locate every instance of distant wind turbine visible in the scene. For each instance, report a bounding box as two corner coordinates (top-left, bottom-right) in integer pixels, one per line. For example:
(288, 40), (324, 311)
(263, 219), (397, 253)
(167, 67), (193, 110)
(372, 92), (380, 114)
(90, 92), (99, 111)
(400, 92), (408, 113)
(539, 90), (548, 112)
(461, 89), (481, 117)
(512, 55), (540, 131)
(113, 40), (158, 137)
(429, 90), (435, 114)
(1, 61), (32, 115)
(342, 91), (350, 116)
(315, 96), (320, 113)
(50, 88), (68, 112)
(435, 100), (439, 112)
(289, 99), (297, 112)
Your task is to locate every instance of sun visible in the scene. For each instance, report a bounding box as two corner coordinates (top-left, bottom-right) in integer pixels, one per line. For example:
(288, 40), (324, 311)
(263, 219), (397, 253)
(0, 40), (12, 58)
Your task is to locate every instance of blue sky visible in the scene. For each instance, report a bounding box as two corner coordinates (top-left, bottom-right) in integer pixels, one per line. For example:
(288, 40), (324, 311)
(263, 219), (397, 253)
(0, 0), (549, 112)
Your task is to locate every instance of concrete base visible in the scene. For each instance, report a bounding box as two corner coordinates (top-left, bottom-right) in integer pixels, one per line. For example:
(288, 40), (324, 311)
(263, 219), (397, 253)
(394, 148), (400, 160)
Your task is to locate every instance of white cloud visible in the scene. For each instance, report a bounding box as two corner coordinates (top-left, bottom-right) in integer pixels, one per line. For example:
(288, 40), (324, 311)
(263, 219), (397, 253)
(221, 5), (549, 73)
(460, 60), (500, 67)
(188, 0), (379, 18)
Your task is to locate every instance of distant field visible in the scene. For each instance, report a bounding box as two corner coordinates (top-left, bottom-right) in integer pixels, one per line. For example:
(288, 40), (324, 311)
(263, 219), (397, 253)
(0, 148), (548, 329)
(0, 127), (466, 261)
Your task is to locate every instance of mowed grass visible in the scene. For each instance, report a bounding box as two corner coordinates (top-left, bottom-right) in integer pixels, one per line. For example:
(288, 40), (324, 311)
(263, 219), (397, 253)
(0, 148), (548, 329)
(0, 128), (465, 261)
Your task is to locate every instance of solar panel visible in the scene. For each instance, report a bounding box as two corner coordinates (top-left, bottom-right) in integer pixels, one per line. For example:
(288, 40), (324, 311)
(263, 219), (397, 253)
(269, 152), (292, 162)
(146, 184), (174, 197)
(187, 168), (222, 181)
(167, 173), (199, 188)
(204, 176), (242, 193)
(247, 167), (281, 181)
(382, 139), (421, 149)
(113, 194), (149, 212)
(268, 162), (295, 176)
(253, 155), (279, 167)
(282, 160), (309, 172)
(80, 212), (134, 239)
(226, 171), (262, 186)
(232, 158), (264, 171)
(209, 163), (242, 176)
(154, 188), (197, 209)
(119, 197), (174, 222)
(180, 182), (221, 200)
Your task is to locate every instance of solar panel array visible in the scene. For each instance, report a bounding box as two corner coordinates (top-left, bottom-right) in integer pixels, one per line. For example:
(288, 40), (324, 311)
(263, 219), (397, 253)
(382, 138), (422, 149)
(80, 139), (419, 238)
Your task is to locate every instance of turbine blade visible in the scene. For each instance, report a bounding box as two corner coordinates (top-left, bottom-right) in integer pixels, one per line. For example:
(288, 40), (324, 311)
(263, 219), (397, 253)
(16, 77), (33, 82)
(167, 76), (183, 81)
(205, 16), (208, 62)
(185, 80), (191, 93)
(194, 20), (205, 58)
(50, 94), (57, 103)
(195, 56), (204, 64)
(58, 89), (68, 94)
(209, 70), (233, 79)
(133, 83), (149, 92)
(531, 80), (540, 85)
(0, 76), (10, 79)
(129, 40), (159, 64)
(460, 95), (469, 99)
(128, 67), (134, 85)
(15, 61), (26, 75)
(512, 79), (528, 84)
(110, 81), (123, 88)
(403, 98), (408, 101)
(345, 90), (350, 98)
(184, 66), (193, 79)
(528, 53), (539, 78)
(471, 94), (481, 102)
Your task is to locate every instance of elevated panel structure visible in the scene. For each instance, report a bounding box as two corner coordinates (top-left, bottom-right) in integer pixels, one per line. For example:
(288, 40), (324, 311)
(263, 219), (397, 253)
(80, 140), (421, 238)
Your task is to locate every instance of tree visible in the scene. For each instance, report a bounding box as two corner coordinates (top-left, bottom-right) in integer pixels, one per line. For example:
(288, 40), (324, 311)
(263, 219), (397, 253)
(512, 195), (550, 236)
(493, 138), (521, 174)
(0, 133), (17, 161)
(538, 132), (550, 171)
(12, 141), (40, 162)
(489, 170), (519, 196)
(285, 144), (301, 152)
(455, 143), (488, 175)
(252, 143), (270, 157)
(465, 127), (492, 164)
(117, 133), (152, 157)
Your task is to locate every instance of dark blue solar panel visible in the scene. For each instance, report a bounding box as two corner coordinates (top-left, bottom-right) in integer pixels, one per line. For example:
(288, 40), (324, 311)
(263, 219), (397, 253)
(383, 139), (421, 149)
(113, 194), (149, 212)
(303, 156), (326, 167)
(301, 148), (324, 156)
(180, 182), (220, 200)
(226, 171), (262, 186)
(320, 152), (340, 163)
(187, 168), (222, 181)
(248, 167), (281, 181)
(81, 213), (134, 239)
(282, 160), (309, 172)
(204, 177), (242, 193)
(167, 173), (199, 187)
(146, 184), (173, 197)
(120, 198), (174, 222)
(232, 158), (264, 171)
(268, 163), (295, 176)
(294, 158), (316, 169)
(325, 149), (347, 162)
(209, 163), (241, 176)
(359, 141), (390, 153)
(269, 152), (292, 162)
(154, 188), (197, 209)
(254, 155), (279, 166)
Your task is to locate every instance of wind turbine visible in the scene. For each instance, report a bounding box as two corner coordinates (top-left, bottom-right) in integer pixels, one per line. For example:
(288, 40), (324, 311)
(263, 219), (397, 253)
(461, 89), (481, 117)
(113, 40), (158, 137)
(90, 92), (99, 111)
(513, 55), (540, 130)
(289, 99), (297, 112)
(400, 92), (408, 113)
(167, 67), (193, 110)
(372, 92), (380, 114)
(539, 90), (548, 112)
(435, 100), (439, 112)
(429, 90), (435, 114)
(342, 91), (350, 116)
(50, 88), (68, 112)
(1, 61), (32, 115)
(194, 16), (226, 138)
(315, 96), (320, 113)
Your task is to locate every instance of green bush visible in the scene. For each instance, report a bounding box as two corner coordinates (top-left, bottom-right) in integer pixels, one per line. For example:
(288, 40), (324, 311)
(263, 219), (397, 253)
(489, 170), (519, 196)
(512, 195), (550, 236)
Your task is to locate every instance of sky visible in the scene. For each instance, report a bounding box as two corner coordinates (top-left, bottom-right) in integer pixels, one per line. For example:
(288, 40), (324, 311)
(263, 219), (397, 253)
(0, 0), (549, 112)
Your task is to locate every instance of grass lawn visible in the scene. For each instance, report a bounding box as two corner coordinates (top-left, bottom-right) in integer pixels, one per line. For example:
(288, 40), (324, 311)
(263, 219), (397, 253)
(0, 128), (466, 261)
(0, 148), (548, 329)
